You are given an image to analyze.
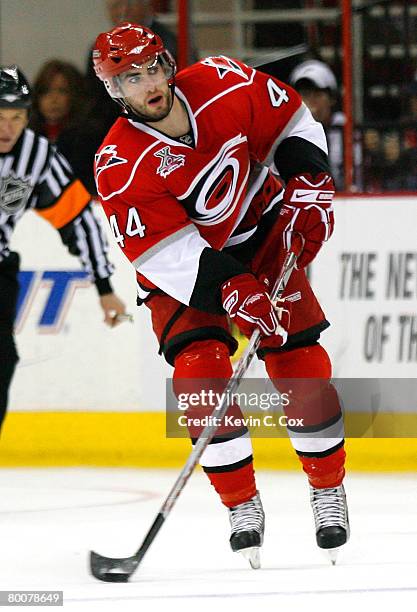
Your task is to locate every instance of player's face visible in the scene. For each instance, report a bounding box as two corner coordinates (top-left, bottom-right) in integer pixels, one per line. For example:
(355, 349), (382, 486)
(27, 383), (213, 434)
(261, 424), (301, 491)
(0, 108), (28, 153)
(119, 59), (172, 122)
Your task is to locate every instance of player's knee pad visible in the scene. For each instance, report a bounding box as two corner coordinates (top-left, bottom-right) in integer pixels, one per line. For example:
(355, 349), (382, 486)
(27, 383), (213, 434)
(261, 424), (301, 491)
(173, 339), (234, 437)
(264, 343), (336, 423)
(264, 343), (337, 424)
(173, 339), (233, 381)
(265, 344), (343, 455)
(264, 343), (332, 380)
(173, 339), (249, 456)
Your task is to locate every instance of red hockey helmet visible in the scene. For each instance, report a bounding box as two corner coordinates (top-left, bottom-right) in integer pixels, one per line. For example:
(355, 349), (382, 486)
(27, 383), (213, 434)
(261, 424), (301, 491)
(93, 22), (176, 102)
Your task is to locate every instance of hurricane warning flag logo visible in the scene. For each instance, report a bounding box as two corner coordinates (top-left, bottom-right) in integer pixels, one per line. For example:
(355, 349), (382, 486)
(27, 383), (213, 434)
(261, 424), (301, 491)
(95, 145), (128, 176)
(154, 146), (185, 179)
(201, 56), (249, 80)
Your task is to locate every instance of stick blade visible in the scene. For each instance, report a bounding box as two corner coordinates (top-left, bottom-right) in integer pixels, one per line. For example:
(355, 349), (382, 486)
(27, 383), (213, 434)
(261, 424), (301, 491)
(90, 550), (138, 582)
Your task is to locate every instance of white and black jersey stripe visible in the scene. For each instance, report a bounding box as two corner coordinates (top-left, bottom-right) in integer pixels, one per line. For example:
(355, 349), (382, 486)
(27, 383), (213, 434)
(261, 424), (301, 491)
(0, 129), (113, 289)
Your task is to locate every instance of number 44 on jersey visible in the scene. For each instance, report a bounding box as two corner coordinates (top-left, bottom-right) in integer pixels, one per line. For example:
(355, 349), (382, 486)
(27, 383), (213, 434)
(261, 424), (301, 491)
(109, 208), (146, 247)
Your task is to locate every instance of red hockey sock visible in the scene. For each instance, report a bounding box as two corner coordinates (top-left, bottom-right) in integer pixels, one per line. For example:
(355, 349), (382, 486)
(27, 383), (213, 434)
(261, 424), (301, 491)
(298, 446), (346, 488)
(204, 461), (257, 508)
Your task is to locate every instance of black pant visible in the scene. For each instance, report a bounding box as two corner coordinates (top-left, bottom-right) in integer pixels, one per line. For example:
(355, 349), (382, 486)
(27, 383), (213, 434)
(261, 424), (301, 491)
(0, 252), (20, 431)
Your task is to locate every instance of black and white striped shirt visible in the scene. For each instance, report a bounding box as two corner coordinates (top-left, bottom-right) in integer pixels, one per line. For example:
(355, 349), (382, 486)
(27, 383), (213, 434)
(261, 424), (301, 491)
(0, 128), (113, 293)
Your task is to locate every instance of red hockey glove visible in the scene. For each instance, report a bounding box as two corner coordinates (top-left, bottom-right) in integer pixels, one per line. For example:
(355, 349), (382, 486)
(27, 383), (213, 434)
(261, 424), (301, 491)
(221, 273), (291, 345)
(280, 173), (335, 268)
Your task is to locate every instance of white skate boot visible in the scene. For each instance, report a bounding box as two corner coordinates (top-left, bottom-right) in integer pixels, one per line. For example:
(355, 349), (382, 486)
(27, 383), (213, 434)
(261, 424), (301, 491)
(228, 492), (265, 569)
(309, 483), (350, 565)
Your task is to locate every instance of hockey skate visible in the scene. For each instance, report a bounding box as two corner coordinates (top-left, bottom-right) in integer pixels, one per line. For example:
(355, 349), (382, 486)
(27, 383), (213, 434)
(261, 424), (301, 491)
(228, 492), (265, 569)
(309, 483), (350, 565)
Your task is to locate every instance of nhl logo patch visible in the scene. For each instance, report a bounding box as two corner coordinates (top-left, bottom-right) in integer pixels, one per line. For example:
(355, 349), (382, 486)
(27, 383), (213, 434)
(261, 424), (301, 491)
(0, 175), (32, 214)
(154, 146), (185, 179)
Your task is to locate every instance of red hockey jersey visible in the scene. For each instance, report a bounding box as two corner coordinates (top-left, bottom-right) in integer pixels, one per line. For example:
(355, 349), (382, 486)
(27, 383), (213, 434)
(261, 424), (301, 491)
(95, 56), (327, 310)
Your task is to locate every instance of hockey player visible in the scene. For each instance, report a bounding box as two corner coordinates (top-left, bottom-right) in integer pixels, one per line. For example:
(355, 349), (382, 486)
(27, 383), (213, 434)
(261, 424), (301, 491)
(92, 23), (349, 567)
(0, 65), (126, 433)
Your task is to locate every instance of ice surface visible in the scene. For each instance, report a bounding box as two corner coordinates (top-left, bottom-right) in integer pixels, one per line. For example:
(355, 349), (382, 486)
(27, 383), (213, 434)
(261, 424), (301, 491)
(0, 468), (416, 611)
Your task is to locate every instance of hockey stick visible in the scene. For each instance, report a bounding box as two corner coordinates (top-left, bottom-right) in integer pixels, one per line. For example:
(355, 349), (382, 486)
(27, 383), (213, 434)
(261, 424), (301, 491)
(90, 238), (302, 582)
(247, 44), (307, 70)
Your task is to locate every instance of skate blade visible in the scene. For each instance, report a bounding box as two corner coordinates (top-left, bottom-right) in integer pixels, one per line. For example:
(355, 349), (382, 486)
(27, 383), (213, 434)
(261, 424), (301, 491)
(326, 547), (340, 565)
(239, 546), (261, 569)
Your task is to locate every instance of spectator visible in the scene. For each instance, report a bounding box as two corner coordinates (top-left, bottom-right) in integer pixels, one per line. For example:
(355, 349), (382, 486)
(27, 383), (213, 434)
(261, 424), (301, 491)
(29, 60), (98, 195)
(289, 59), (346, 189)
(381, 132), (403, 191)
(381, 130), (417, 192)
(362, 123), (417, 193)
(362, 128), (384, 192)
(29, 60), (89, 143)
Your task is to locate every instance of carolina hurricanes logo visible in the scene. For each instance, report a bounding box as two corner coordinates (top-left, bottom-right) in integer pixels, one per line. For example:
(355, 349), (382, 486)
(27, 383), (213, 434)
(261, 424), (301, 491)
(178, 134), (249, 226)
(201, 56), (249, 81)
(95, 145), (128, 177)
(154, 146), (186, 178)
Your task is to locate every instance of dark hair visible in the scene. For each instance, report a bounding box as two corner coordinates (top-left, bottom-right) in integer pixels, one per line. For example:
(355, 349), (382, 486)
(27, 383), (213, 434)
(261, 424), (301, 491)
(29, 59), (89, 135)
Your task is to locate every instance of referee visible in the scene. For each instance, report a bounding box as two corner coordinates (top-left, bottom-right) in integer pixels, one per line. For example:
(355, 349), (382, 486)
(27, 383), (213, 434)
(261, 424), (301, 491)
(0, 65), (126, 433)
